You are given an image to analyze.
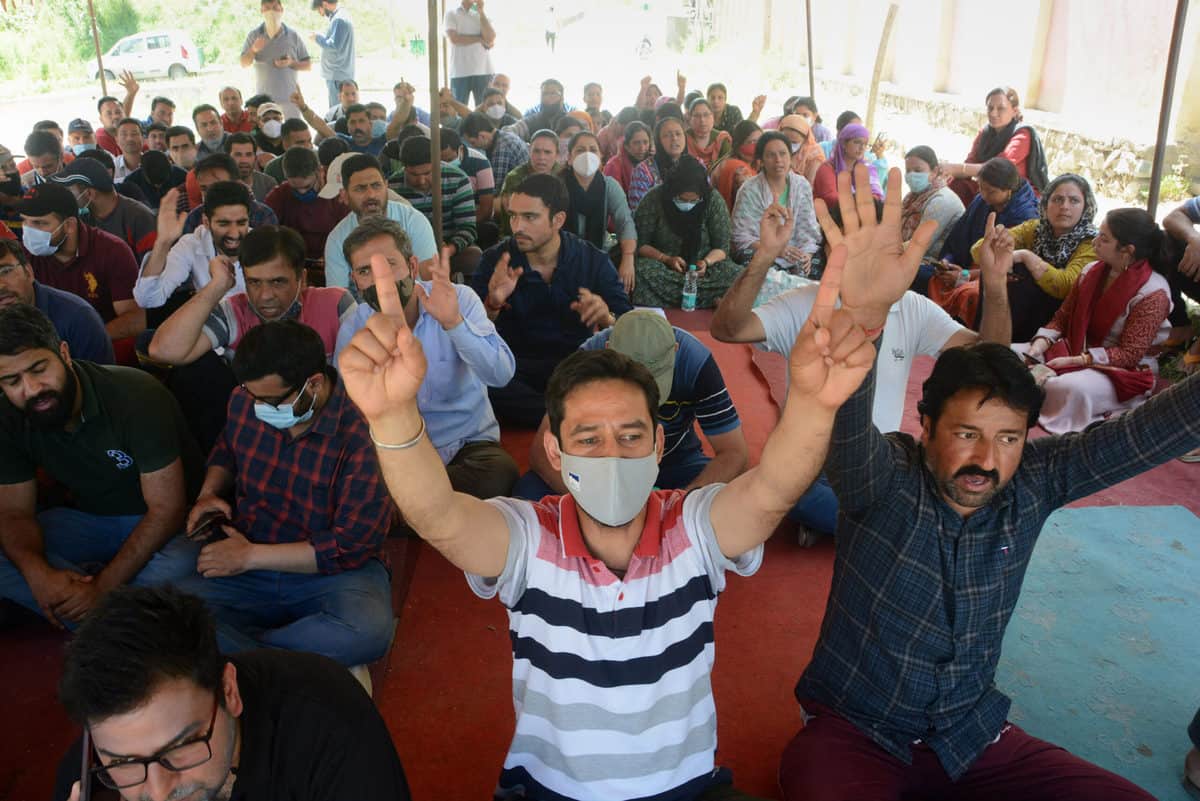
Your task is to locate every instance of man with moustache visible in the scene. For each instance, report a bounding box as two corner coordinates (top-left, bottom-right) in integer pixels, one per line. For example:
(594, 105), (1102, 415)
(0, 304), (200, 627)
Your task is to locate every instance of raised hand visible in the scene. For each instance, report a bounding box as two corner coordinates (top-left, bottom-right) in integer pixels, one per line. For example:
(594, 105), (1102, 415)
(341, 253), (429, 423)
(251, 35), (269, 54)
(417, 247), (465, 330)
(157, 188), (187, 245)
(814, 163), (936, 330)
(570, 287), (611, 330)
(676, 70), (687, 92)
(118, 69), (139, 97)
(486, 251), (523, 307)
(290, 88), (307, 113)
(758, 200), (794, 260)
(208, 255), (237, 294)
(977, 212), (1013, 285)
(751, 94), (767, 114)
(787, 243), (875, 410)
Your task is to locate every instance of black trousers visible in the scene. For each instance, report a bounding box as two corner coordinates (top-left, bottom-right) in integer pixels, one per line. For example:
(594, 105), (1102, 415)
(488, 356), (560, 430)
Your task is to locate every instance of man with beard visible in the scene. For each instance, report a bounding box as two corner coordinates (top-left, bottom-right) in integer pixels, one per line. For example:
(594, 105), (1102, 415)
(194, 105), (230, 161)
(0, 304), (200, 627)
(52, 585), (411, 801)
(182, 154), (278, 235)
(166, 125), (199, 172)
(323, 154), (437, 292)
(504, 78), (570, 142)
(461, 111), (528, 192)
(0, 239), (112, 364)
(223, 132), (278, 202)
(293, 88), (400, 159)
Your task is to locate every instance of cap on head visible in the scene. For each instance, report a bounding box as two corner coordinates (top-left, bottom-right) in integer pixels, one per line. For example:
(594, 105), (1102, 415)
(607, 311), (676, 402)
(50, 158), (114, 193)
(16, 182), (79, 220)
(319, 151), (354, 199)
(256, 102), (285, 120)
(68, 118), (95, 135)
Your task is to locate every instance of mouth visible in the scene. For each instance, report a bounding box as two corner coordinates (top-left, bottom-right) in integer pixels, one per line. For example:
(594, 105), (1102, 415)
(0, 292), (16, 306)
(30, 396), (58, 413)
(955, 474), (995, 493)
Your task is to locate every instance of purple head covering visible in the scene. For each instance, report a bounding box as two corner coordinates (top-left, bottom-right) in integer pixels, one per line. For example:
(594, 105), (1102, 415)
(831, 123), (882, 198)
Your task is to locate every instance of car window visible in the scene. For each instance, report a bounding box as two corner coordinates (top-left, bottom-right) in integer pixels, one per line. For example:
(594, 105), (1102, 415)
(148, 35), (170, 49)
(123, 37), (146, 54)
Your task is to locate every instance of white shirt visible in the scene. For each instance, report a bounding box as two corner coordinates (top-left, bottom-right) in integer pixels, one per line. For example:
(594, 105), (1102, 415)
(444, 5), (494, 78)
(113, 154), (137, 183)
(133, 225), (246, 309)
(753, 288), (965, 432)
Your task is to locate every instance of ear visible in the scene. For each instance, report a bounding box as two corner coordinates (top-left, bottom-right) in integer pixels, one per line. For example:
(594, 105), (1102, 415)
(407, 254), (423, 281)
(919, 414), (932, 447)
(543, 428), (563, 472)
(654, 423), (665, 463)
(337, 187), (347, 205)
(550, 209), (567, 231)
(58, 340), (73, 369)
(221, 662), (245, 719)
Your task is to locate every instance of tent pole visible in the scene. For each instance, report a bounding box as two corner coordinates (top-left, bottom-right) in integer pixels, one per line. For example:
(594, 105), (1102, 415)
(87, 0), (108, 97)
(805, 0), (815, 100)
(428, 0), (444, 247)
(1147, 0), (1188, 217)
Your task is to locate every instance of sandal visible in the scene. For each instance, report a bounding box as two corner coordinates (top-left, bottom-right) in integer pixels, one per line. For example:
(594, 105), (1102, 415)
(1179, 447), (1200, 464)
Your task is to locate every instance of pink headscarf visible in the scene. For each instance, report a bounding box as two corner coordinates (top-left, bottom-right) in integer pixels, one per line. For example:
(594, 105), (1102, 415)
(831, 123), (882, 198)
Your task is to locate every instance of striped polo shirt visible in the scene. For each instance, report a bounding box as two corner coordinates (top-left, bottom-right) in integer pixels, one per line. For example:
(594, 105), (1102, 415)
(468, 484), (762, 801)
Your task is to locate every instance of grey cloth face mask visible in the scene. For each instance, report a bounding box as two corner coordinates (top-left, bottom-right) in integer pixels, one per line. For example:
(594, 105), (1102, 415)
(559, 452), (658, 527)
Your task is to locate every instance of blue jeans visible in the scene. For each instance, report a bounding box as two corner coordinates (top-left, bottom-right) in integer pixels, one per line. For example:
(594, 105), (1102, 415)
(786, 473), (839, 536)
(174, 558), (393, 667)
(451, 74), (493, 106)
(511, 450), (711, 500)
(0, 507), (198, 624)
(326, 79), (342, 109)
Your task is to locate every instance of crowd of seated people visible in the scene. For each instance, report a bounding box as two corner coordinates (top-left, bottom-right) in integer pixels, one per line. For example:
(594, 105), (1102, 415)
(2, 58), (1200, 801)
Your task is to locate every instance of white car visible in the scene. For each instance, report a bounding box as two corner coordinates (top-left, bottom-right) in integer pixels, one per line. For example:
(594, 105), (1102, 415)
(87, 30), (203, 82)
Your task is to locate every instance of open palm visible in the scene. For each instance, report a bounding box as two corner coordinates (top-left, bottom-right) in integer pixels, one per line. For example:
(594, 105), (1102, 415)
(814, 164), (937, 328)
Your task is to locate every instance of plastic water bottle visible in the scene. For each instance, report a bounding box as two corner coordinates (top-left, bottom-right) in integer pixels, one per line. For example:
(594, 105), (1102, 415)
(681, 265), (699, 311)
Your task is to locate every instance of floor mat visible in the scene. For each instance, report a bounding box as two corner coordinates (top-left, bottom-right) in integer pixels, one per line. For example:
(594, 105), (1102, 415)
(996, 505), (1200, 800)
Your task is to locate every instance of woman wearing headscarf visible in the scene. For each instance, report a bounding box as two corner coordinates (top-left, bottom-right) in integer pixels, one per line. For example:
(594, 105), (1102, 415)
(777, 114), (826, 184)
(731, 131), (821, 272)
(940, 86), (1049, 205)
(632, 154), (741, 307)
(563, 131), (638, 292)
(602, 120), (652, 195)
(810, 122), (883, 208)
(901, 145), (965, 260)
(627, 115), (687, 211)
(684, 98), (732, 168)
(709, 120), (761, 212)
(1012, 208), (1173, 433)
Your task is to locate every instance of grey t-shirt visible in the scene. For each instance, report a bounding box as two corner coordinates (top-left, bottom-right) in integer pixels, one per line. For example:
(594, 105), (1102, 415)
(241, 23), (310, 119)
(250, 171), (278, 202)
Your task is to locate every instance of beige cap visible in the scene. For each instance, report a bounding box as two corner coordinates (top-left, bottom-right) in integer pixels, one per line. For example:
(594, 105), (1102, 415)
(608, 310), (677, 402)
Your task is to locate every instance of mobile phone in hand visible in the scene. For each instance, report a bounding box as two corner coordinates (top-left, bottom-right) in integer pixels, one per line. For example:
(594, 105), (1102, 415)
(187, 510), (230, 545)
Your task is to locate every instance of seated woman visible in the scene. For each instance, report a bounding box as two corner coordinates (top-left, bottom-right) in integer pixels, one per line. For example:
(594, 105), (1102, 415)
(709, 120), (760, 212)
(563, 131), (638, 292)
(940, 86), (1049, 205)
(731, 131), (820, 272)
(707, 82), (766, 135)
(627, 116), (687, 210)
(777, 114), (825, 184)
(632, 155), (741, 308)
(554, 115), (585, 163)
(601, 120), (651, 195)
(1012, 208), (1173, 433)
(901, 145), (965, 260)
(810, 122), (884, 208)
(597, 106), (639, 165)
(928, 157), (1039, 323)
(684, 98), (732, 168)
(790, 96), (833, 143)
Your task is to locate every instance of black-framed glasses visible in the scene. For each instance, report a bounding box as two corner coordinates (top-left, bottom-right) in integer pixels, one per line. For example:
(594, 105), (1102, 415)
(241, 378), (306, 409)
(89, 696), (220, 790)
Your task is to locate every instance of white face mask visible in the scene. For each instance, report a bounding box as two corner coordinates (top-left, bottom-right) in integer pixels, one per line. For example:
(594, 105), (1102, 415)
(263, 10), (283, 27)
(572, 151), (601, 178)
(262, 119), (283, 139)
(559, 451), (658, 527)
(485, 104), (506, 121)
(22, 221), (65, 257)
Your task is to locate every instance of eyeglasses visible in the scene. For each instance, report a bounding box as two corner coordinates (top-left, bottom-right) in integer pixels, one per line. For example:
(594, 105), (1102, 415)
(241, 378), (307, 408)
(89, 696), (220, 790)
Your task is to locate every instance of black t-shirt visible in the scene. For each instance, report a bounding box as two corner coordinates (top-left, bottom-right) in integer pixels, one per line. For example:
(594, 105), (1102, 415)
(54, 650), (411, 801)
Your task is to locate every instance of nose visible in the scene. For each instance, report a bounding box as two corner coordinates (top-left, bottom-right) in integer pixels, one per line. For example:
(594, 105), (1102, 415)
(969, 438), (997, 471)
(142, 761), (180, 801)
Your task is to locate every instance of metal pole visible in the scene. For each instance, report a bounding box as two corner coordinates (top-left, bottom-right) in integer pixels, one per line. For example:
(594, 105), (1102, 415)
(87, 0), (109, 97)
(1147, 0), (1189, 217)
(429, 0), (444, 247)
(440, 0), (448, 89)
(804, 0), (815, 100)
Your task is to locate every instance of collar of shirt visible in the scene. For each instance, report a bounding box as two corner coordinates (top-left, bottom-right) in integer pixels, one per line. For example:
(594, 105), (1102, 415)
(74, 360), (101, 426)
(557, 491), (665, 562)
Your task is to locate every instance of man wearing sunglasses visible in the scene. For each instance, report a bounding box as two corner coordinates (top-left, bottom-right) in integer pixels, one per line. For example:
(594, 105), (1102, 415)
(53, 585), (411, 801)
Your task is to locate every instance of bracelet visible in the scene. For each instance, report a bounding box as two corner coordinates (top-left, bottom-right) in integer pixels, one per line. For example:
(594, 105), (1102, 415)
(369, 418), (426, 450)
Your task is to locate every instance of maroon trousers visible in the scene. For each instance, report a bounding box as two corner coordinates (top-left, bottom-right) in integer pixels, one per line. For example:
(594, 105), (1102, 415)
(778, 703), (1155, 801)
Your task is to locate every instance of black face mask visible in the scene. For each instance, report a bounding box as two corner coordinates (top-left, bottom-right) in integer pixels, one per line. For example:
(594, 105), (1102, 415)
(0, 171), (20, 198)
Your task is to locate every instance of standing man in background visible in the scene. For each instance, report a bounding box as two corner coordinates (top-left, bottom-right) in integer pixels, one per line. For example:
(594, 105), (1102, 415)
(311, 0), (355, 109)
(444, 0), (496, 107)
(241, 0), (312, 120)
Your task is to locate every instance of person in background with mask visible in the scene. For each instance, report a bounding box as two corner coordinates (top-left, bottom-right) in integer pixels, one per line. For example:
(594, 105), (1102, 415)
(73, 147), (154, 209)
(311, 0), (355, 109)
(489, 72), (521, 118)
(264, 146), (349, 270)
(145, 122), (169, 153)
(294, 87), (401, 158)
(219, 85), (254, 134)
(899, 145), (965, 262)
(263, 118), (315, 183)
(339, 204), (874, 799)
(224, 132), (278, 202)
(66, 119), (97, 156)
(562, 131), (637, 292)
(241, 0), (311, 120)
(193, 105), (230, 159)
(438, 127), (495, 228)
(444, 0), (496, 106)
(166, 126), (199, 171)
(252, 102), (289, 165)
(51, 158), (157, 264)
(171, 317), (394, 672)
(391, 136), (480, 276)
(478, 87), (518, 128)
(121, 149), (187, 211)
(460, 111), (528, 191)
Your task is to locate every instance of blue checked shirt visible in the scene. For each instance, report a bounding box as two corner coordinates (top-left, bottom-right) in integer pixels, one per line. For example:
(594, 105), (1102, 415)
(795, 359), (1200, 779)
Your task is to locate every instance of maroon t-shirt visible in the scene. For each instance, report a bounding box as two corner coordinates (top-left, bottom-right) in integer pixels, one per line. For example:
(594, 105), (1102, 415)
(29, 224), (138, 322)
(263, 185), (350, 262)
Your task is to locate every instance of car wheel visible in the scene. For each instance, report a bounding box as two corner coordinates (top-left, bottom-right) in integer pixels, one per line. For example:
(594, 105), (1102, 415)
(168, 64), (188, 80)
(102, 69), (116, 81)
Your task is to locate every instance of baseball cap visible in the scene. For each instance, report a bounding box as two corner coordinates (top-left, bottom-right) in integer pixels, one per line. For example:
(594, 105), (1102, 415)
(50, 158), (114, 192)
(15, 182), (79, 219)
(257, 102), (285, 120)
(68, 118), (95, 135)
(319, 151), (353, 199)
(608, 310), (677, 402)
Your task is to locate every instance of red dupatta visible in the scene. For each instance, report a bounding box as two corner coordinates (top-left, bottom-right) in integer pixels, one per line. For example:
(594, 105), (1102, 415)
(1044, 260), (1155, 401)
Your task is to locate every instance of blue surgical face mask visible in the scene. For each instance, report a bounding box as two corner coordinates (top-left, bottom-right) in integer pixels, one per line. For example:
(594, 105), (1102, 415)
(22, 221), (65, 257)
(673, 197), (699, 212)
(253, 379), (316, 429)
(371, 119), (387, 139)
(293, 187), (318, 202)
(444, 155), (462, 169)
(70, 143), (97, 156)
(905, 171), (931, 194)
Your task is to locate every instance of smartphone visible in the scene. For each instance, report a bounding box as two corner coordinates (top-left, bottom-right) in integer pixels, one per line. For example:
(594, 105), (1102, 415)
(79, 728), (92, 801)
(187, 510), (230, 545)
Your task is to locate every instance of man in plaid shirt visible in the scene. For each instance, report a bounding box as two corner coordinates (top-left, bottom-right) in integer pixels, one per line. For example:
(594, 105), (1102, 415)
(175, 319), (394, 668)
(778, 166), (1182, 800)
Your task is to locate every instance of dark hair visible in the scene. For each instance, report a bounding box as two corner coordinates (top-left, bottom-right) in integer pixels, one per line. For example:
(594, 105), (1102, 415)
(904, 145), (938, 170)
(482, 86), (504, 102)
(232, 320), (326, 386)
(687, 97), (713, 116)
(566, 130), (598, 155)
(116, 117), (143, 133)
(239, 224), (306, 275)
(985, 86), (1023, 120)
(75, 147), (114, 171)
(546, 349), (659, 440)
(1105, 208), (1173, 273)
(166, 125), (196, 145)
(338, 78), (357, 90)
(282, 146), (319, 179)
(513, 172), (569, 218)
(583, 81), (602, 94)
(191, 103), (220, 123)
(655, 102), (684, 124)
(0, 237), (28, 267)
(793, 96), (821, 123)
(344, 103), (369, 122)
(0, 303), (60, 357)
(530, 128), (559, 147)
(147, 122), (169, 135)
(24, 130), (60, 158)
(622, 120), (651, 148)
(461, 112), (495, 138)
(194, 153), (238, 181)
(365, 101), (387, 117)
(615, 106), (640, 126)
(439, 128), (462, 152)
(754, 130), (790, 162)
(340, 153), (383, 187)
(399, 136), (432, 167)
(706, 82), (727, 97)
(554, 116), (583, 136)
(731, 120), (761, 153)
(684, 91), (703, 111)
(96, 96), (120, 114)
(150, 96), (176, 112)
(59, 586), (225, 725)
(203, 180), (252, 220)
(918, 342), (1043, 431)
(978, 157), (1021, 191)
(33, 120), (62, 134)
(281, 118), (310, 141)
(224, 132), (257, 154)
(343, 215), (414, 265)
(244, 94), (272, 109)
(835, 110), (861, 132)
(318, 136), (350, 166)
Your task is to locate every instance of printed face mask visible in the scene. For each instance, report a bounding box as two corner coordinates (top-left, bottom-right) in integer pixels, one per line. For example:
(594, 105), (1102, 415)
(363, 276), (415, 312)
(559, 451), (658, 527)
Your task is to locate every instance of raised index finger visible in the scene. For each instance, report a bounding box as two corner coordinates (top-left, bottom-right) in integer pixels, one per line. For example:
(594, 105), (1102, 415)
(370, 253), (405, 320)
